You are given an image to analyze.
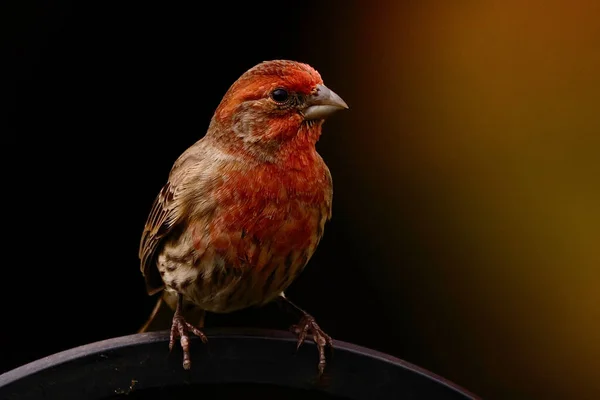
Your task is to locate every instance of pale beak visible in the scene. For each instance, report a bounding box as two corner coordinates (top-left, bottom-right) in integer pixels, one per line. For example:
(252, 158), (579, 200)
(303, 84), (349, 120)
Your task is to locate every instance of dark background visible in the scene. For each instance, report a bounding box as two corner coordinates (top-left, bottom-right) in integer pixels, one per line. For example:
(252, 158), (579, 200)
(4, 1), (600, 399)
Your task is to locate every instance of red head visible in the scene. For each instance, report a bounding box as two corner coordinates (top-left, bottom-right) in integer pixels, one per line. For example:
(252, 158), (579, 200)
(207, 60), (348, 159)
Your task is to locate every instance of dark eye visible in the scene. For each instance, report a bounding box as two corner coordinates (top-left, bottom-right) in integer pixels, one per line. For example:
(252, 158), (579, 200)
(271, 88), (289, 103)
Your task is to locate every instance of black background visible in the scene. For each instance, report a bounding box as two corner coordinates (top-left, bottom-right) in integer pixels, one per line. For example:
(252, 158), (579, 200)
(4, 0), (396, 381)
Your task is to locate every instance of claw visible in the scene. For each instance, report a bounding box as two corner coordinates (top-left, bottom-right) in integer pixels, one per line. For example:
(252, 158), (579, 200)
(169, 295), (208, 370)
(291, 314), (334, 376)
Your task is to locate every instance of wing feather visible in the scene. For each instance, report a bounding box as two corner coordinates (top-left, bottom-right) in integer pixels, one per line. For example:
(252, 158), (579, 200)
(138, 139), (227, 295)
(139, 180), (185, 295)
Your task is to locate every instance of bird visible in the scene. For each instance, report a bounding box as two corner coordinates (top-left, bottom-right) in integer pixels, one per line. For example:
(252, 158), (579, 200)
(138, 59), (348, 375)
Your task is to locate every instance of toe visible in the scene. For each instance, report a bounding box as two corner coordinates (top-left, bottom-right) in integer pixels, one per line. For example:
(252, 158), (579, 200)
(186, 322), (208, 343)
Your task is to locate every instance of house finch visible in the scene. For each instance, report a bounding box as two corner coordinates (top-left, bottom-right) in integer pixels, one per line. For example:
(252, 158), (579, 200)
(139, 60), (348, 375)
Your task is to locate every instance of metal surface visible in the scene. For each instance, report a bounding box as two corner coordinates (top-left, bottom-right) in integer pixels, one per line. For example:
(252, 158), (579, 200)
(0, 328), (480, 400)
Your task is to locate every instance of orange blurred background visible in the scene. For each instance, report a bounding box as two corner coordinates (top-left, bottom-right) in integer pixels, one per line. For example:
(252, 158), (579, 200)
(318, 0), (600, 398)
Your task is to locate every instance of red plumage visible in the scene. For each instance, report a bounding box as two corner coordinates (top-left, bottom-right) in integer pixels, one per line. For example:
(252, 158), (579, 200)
(139, 60), (347, 373)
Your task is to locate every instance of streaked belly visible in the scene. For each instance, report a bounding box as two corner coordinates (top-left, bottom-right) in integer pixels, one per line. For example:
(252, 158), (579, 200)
(158, 198), (328, 313)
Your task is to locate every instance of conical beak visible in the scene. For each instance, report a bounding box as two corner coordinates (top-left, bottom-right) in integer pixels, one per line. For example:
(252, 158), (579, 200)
(303, 84), (349, 120)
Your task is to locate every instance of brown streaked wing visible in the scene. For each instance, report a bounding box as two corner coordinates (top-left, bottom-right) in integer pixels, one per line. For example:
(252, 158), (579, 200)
(139, 180), (184, 295)
(138, 139), (225, 296)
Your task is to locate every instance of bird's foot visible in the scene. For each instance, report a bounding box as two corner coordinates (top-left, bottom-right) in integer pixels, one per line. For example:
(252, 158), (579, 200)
(291, 313), (334, 376)
(169, 312), (208, 370)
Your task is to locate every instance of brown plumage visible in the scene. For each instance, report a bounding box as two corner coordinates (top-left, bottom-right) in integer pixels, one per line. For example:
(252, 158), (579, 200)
(139, 60), (348, 374)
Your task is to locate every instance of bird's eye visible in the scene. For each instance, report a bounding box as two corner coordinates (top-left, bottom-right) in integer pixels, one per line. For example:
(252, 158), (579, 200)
(271, 88), (289, 103)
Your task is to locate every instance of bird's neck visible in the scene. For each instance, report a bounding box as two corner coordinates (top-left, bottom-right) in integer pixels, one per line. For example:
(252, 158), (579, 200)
(207, 120), (324, 168)
(275, 122), (323, 170)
